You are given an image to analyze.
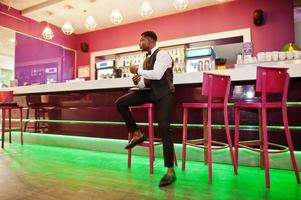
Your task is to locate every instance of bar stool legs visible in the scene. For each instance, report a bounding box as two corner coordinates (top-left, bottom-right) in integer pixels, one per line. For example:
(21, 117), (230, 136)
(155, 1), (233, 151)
(282, 106), (300, 184)
(1, 107), (23, 148)
(128, 103), (177, 175)
(1, 107), (6, 148)
(234, 104), (300, 188)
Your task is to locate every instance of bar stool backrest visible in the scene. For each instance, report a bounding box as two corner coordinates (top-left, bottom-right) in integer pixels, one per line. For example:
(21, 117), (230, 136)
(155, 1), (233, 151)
(201, 73), (231, 102)
(255, 66), (289, 102)
(0, 91), (13, 102)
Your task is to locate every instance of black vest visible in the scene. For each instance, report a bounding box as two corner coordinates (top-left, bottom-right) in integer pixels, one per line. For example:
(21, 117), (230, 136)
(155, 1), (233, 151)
(143, 48), (175, 100)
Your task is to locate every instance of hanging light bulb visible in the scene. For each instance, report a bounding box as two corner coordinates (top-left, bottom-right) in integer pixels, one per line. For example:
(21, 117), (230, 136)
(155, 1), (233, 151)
(42, 25), (54, 40)
(173, 0), (189, 11)
(110, 9), (123, 24)
(61, 5), (75, 35)
(139, 1), (153, 18)
(61, 21), (74, 35)
(42, 11), (54, 40)
(85, 15), (97, 30)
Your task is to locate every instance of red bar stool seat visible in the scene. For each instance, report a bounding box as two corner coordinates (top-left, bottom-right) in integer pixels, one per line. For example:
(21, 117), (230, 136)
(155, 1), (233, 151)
(234, 66), (300, 188)
(128, 103), (177, 175)
(182, 73), (237, 183)
(0, 91), (23, 148)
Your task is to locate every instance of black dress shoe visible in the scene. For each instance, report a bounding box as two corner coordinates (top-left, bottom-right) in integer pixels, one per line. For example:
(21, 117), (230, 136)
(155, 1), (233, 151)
(125, 134), (147, 149)
(159, 173), (176, 187)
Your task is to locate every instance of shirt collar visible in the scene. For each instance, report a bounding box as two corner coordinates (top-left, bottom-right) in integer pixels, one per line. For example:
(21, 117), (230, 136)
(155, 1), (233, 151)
(148, 46), (158, 56)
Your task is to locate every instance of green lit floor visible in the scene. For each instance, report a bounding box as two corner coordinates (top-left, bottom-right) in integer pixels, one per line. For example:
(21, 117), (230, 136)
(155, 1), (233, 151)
(0, 142), (300, 200)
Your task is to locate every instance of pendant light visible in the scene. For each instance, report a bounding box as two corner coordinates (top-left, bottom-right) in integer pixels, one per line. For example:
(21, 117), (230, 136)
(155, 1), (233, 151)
(61, 5), (75, 35)
(173, 0), (189, 11)
(139, 1), (153, 18)
(110, 9), (123, 24)
(85, 15), (97, 30)
(42, 25), (54, 40)
(42, 11), (54, 40)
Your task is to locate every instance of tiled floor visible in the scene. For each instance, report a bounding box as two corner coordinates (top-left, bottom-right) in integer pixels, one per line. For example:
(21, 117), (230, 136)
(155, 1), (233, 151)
(0, 142), (300, 200)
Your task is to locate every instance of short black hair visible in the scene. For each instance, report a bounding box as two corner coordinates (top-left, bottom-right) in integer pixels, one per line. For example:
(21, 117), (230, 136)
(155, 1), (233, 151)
(141, 31), (157, 42)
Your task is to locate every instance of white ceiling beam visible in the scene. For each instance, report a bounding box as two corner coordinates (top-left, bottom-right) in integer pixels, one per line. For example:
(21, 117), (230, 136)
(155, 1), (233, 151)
(21, 0), (65, 15)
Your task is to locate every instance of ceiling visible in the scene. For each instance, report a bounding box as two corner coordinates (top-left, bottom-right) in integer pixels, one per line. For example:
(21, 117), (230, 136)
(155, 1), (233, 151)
(0, 0), (234, 34)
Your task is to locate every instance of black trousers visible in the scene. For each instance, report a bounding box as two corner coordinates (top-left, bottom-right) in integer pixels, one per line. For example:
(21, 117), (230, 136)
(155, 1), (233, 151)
(115, 91), (175, 168)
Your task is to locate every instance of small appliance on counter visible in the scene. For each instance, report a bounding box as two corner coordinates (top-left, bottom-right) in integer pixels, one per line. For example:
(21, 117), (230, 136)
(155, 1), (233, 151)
(185, 47), (216, 72)
(215, 58), (227, 70)
(95, 60), (115, 80)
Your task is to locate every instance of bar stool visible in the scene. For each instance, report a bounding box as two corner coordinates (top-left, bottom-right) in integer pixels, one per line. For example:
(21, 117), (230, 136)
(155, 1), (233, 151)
(234, 66), (300, 188)
(182, 73), (237, 182)
(128, 103), (177, 175)
(24, 95), (52, 133)
(0, 91), (23, 148)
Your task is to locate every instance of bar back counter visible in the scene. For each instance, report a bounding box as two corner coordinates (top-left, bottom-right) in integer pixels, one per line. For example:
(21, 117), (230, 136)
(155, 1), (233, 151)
(3, 61), (301, 149)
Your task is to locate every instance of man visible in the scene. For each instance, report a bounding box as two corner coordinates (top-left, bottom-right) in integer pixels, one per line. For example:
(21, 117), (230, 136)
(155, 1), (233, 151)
(115, 31), (176, 187)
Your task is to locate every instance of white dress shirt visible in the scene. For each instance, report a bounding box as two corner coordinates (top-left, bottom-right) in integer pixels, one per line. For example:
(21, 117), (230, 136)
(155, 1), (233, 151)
(136, 46), (172, 89)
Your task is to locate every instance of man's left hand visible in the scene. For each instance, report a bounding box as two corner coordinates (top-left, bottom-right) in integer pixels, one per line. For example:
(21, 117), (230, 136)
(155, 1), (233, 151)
(132, 75), (141, 85)
(129, 65), (138, 74)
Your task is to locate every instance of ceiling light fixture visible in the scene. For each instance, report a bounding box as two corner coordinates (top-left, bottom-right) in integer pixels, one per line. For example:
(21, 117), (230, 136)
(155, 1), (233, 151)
(42, 25), (54, 40)
(42, 11), (54, 40)
(61, 5), (74, 35)
(173, 0), (189, 11)
(61, 21), (74, 35)
(85, 15), (97, 30)
(139, 1), (153, 18)
(110, 9), (123, 24)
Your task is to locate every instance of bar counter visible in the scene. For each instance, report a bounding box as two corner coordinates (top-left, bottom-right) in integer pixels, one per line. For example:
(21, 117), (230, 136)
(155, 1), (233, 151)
(2, 61), (301, 150)
(4, 59), (301, 95)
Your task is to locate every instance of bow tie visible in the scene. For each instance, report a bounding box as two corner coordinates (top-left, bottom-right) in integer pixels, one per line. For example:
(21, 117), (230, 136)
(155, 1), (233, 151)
(146, 51), (151, 56)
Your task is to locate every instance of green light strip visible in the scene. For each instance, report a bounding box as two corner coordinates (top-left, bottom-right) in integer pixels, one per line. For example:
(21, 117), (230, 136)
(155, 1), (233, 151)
(7, 119), (301, 131)
(228, 102), (301, 107)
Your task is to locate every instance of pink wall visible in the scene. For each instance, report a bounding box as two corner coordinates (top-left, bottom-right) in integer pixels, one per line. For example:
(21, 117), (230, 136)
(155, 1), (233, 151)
(77, 0), (294, 67)
(0, 3), (77, 49)
(0, 0), (295, 73)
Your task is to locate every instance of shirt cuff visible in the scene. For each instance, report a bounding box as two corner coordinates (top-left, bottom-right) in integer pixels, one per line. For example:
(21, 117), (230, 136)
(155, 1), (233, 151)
(137, 76), (145, 89)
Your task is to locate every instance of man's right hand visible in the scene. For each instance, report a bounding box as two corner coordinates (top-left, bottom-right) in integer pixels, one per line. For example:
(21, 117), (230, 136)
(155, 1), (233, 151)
(132, 74), (141, 85)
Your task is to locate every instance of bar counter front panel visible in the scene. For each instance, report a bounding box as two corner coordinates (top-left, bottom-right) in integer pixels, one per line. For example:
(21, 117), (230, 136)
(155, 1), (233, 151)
(7, 64), (301, 150)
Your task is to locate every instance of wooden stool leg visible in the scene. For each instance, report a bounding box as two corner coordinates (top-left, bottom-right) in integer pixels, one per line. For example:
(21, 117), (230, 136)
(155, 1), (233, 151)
(203, 108), (208, 165)
(207, 107), (212, 183)
(23, 107), (29, 132)
(2, 108), (6, 148)
(148, 107), (154, 175)
(34, 109), (38, 133)
(224, 106), (237, 175)
(182, 108), (188, 170)
(8, 108), (11, 143)
(234, 107), (240, 168)
(20, 107), (23, 145)
(258, 108), (264, 169)
(282, 106), (300, 183)
(261, 107), (270, 188)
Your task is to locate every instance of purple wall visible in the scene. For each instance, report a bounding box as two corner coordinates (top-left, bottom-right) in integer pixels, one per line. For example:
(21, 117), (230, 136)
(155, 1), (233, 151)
(62, 49), (75, 82)
(15, 33), (63, 62)
(15, 33), (74, 85)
